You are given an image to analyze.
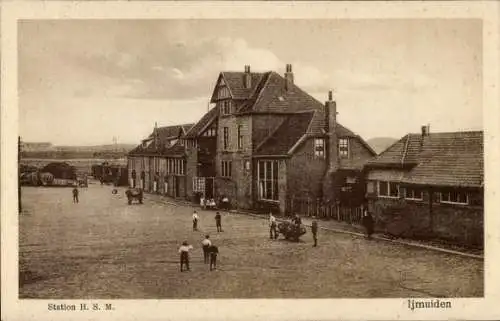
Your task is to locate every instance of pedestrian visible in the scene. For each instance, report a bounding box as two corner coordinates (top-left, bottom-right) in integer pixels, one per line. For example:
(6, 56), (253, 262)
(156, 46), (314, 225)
(362, 206), (375, 239)
(215, 212), (222, 232)
(178, 241), (193, 272)
(192, 210), (199, 231)
(208, 244), (219, 271)
(269, 213), (277, 240)
(201, 235), (212, 264)
(293, 214), (302, 226)
(311, 216), (318, 247)
(72, 187), (79, 203)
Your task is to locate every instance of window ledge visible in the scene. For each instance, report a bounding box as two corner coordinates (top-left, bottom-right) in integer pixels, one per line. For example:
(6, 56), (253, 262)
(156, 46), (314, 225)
(258, 199), (280, 203)
(439, 201), (469, 206)
(377, 195), (400, 199)
(405, 197), (424, 201)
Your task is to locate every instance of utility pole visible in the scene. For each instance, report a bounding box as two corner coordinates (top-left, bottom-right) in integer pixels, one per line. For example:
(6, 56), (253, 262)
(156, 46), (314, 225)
(18, 136), (22, 213)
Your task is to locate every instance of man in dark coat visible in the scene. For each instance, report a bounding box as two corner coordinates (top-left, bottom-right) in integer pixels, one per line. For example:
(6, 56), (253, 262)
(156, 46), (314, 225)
(215, 212), (222, 232)
(208, 244), (219, 271)
(362, 206), (375, 239)
(72, 187), (79, 203)
(311, 217), (318, 247)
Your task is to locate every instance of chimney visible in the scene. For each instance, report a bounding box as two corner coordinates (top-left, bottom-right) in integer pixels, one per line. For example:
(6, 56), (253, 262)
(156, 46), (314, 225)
(325, 90), (338, 172)
(244, 65), (251, 89)
(421, 124), (430, 137)
(154, 122), (159, 149)
(285, 64), (294, 91)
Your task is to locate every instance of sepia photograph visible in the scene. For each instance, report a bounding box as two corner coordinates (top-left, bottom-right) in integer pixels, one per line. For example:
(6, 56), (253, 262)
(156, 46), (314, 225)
(2, 1), (500, 321)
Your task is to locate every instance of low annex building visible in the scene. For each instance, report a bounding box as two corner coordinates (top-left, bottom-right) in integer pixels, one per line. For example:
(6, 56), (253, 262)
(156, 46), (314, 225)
(364, 126), (484, 247)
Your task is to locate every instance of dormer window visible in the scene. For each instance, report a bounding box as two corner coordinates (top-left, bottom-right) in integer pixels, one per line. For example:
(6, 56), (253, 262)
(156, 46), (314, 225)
(339, 138), (349, 158)
(221, 100), (232, 115)
(202, 127), (217, 137)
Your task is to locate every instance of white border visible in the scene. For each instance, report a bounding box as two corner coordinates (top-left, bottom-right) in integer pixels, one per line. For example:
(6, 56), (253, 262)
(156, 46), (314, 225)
(2, 1), (499, 321)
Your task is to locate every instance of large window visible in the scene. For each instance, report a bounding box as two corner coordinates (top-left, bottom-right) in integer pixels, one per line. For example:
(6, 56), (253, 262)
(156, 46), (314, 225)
(223, 127), (229, 150)
(238, 125), (243, 150)
(378, 181), (399, 198)
(221, 100), (232, 115)
(440, 191), (468, 205)
(258, 160), (279, 201)
(339, 138), (349, 158)
(314, 138), (325, 158)
(221, 161), (232, 177)
(405, 187), (423, 200)
(165, 158), (184, 175)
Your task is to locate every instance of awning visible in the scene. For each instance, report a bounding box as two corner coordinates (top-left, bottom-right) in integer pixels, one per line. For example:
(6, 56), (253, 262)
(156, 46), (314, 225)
(366, 169), (406, 182)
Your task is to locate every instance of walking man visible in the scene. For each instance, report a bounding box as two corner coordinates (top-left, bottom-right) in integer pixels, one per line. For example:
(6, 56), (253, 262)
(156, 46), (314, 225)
(178, 241), (193, 272)
(72, 187), (79, 203)
(311, 216), (318, 247)
(201, 235), (212, 264)
(192, 210), (199, 231)
(209, 244), (219, 271)
(269, 213), (277, 240)
(215, 212), (222, 232)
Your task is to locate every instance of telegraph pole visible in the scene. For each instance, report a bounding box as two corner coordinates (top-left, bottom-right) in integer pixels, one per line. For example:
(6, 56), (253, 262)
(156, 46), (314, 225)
(18, 136), (22, 213)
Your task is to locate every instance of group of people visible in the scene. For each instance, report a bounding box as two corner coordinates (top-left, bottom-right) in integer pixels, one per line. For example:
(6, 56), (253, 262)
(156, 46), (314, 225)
(178, 235), (219, 272)
(268, 205), (375, 247)
(200, 197), (217, 210)
(192, 210), (223, 232)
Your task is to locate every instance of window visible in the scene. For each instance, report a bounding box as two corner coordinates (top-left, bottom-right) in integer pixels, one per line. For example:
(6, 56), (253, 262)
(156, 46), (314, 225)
(339, 138), (349, 157)
(223, 127), (229, 150)
(218, 86), (230, 99)
(221, 161), (232, 177)
(166, 158), (184, 175)
(314, 138), (325, 158)
(203, 127), (216, 137)
(378, 181), (399, 198)
(221, 100), (232, 115)
(440, 191), (468, 205)
(405, 187), (423, 200)
(238, 125), (243, 149)
(257, 160), (279, 201)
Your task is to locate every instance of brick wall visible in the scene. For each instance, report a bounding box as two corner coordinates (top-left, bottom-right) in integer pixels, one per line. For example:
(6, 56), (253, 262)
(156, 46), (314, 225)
(288, 138), (327, 199)
(185, 146), (198, 202)
(367, 188), (483, 248)
(339, 137), (374, 169)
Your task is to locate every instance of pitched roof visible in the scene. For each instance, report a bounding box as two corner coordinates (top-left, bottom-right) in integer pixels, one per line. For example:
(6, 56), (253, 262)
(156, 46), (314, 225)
(210, 72), (266, 103)
(367, 131), (484, 187)
(255, 112), (315, 156)
(128, 124), (191, 157)
(147, 124), (194, 140)
(183, 107), (219, 139)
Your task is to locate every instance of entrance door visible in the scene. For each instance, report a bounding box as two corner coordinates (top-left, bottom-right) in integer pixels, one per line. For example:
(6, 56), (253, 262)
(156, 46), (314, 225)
(205, 178), (214, 199)
(175, 176), (181, 198)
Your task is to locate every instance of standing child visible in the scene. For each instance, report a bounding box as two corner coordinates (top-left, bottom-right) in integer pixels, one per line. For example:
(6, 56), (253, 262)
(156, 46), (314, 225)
(215, 212), (222, 232)
(269, 213), (277, 240)
(208, 244), (219, 271)
(311, 217), (318, 247)
(72, 187), (79, 203)
(178, 241), (193, 272)
(201, 235), (212, 264)
(192, 210), (199, 231)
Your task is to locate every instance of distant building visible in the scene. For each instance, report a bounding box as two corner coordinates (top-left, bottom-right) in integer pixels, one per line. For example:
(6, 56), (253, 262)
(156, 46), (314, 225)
(127, 124), (193, 197)
(21, 142), (53, 151)
(364, 126), (484, 246)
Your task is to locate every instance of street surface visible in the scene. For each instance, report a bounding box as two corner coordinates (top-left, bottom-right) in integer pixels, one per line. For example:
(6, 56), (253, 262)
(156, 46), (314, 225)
(19, 183), (483, 298)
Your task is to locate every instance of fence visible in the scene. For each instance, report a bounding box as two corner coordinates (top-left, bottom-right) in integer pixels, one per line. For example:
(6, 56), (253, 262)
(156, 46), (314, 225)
(285, 197), (364, 225)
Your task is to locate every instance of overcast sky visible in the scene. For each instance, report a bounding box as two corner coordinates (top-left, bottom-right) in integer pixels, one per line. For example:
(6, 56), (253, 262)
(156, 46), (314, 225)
(19, 19), (482, 146)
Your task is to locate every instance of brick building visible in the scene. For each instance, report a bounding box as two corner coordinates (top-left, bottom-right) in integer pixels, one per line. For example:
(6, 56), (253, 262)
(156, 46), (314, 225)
(364, 127), (484, 247)
(127, 123), (193, 197)
(182, 64), (375, 213)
